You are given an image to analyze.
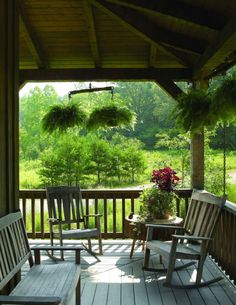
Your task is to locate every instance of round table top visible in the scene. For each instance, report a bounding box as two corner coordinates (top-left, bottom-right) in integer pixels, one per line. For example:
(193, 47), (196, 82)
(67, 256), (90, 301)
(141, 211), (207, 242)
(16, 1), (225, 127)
(126, 214), (183, 225)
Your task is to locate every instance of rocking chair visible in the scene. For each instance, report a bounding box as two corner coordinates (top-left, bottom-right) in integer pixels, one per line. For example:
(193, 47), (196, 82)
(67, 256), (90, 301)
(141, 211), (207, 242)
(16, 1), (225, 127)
(143, 190), (225, 288)
(46, 186), (103, 260)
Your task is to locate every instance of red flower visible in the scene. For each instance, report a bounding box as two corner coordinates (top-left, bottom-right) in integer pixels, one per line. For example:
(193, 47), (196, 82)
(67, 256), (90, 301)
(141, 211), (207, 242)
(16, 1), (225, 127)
(151, 166), (180, 192)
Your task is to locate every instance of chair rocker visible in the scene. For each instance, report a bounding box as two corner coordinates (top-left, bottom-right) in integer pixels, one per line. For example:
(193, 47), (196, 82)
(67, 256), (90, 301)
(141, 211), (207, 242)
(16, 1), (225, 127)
(46, 185), (103, 260)
(143, 190), (226, 289)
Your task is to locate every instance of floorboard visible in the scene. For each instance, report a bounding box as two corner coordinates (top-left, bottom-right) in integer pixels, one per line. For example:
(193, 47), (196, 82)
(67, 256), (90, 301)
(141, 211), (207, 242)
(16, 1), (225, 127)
(22, 240), (236, 305)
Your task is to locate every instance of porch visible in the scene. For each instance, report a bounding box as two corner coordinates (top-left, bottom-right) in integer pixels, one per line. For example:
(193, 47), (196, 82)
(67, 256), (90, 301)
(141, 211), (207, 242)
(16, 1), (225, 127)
(26, 239), (236, 305)
(20, 188), (236, 288)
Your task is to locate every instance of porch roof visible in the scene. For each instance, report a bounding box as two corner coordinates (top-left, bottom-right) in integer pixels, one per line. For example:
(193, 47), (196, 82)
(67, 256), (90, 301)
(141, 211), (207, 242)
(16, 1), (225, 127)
(19, 0), (236, 86)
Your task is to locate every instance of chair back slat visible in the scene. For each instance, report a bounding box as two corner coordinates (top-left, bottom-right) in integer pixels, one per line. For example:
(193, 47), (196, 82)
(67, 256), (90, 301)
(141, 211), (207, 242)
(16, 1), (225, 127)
(184, 190), (225, 238)
(0, 211), (32, 290)
(47, 186), (84, 223)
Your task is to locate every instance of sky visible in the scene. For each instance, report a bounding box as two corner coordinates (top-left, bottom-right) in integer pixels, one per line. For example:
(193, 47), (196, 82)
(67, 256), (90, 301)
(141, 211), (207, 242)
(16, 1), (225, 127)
(19, 81), (113, 98)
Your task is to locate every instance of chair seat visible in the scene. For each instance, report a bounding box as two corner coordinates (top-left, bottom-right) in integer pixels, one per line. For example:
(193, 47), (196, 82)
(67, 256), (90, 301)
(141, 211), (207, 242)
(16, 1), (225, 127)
(54, 228), (100, 239)
(146, 240), (200, 257)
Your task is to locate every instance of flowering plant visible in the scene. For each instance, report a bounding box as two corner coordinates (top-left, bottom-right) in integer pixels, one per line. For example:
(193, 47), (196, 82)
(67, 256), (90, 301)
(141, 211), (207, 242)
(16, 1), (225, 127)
(139, 167), (180, 220)
(151, 167), (180, 192)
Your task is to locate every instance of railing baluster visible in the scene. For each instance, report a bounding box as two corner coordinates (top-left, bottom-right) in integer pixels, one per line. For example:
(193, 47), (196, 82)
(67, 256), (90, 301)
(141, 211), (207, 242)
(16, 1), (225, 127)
(40, 196), (45, 239)
(113, 196), (116, 237)
(104, 197), (108, 238)
(31, 197), (35, 239)
(122, 197), (125, 236)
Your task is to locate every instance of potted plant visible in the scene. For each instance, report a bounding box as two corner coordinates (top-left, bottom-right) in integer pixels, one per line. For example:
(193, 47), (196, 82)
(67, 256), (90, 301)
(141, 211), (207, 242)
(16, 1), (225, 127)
(139, 166), (180, 220)
(42, 103), (87, 133)
(173, 88), (216, 134)
(86, 104), (135, 130)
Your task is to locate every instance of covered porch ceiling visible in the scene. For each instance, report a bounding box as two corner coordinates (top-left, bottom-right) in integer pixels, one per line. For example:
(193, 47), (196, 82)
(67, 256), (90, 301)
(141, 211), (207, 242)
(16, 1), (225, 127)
(19, 0), (236, 89)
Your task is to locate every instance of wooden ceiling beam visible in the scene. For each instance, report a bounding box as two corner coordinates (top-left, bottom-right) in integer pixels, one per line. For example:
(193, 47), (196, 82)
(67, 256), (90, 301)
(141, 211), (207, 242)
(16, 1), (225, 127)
(91, 0), (206, 55)
(104, 0), (225, 30)
(193, 17), (236, 79)
(90, 0), (186, 67)
(19, 5), (47, 69)
(19, 68), (192, 82)
(83, 0), (101, 67)
(155, 78), (183, 100)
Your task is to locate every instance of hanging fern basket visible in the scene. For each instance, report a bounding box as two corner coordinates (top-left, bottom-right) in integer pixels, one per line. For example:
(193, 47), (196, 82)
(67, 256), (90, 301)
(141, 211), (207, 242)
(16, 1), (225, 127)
(173, 88), (216, 134)
(42, 103), (87, 133)
(86, 104), (135, 130)
(212, 76), (236, 123)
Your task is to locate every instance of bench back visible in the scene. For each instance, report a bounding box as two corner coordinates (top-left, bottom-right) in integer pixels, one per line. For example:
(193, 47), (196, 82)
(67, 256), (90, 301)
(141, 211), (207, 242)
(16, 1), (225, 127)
(46, 186), (85, 224)
(0, 211), (32, 290)
(184, 190), (225, 238)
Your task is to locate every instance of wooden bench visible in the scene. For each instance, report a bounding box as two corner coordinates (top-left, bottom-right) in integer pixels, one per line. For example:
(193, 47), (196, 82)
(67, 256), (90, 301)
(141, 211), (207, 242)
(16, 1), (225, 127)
(0, 211), (83, 305)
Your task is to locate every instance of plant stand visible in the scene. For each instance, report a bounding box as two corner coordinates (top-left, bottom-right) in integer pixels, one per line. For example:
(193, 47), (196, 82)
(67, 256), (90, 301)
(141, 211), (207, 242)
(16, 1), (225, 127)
(124, 215), (183, 258)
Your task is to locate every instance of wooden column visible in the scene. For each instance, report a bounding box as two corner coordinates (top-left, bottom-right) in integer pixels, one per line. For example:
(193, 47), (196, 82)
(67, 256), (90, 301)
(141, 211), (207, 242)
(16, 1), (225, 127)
(191, 131), (204, 189)
(0, 0), (19, 216)
(190, 80), (208, 189)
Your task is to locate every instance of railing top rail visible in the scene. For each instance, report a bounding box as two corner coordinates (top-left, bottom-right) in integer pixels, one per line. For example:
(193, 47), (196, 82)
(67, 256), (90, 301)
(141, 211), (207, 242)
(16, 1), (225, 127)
(19, 188), (192, 198)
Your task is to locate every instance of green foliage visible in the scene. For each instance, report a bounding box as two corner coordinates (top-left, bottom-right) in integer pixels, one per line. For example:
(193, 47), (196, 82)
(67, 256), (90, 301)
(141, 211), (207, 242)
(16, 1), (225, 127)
(139, 187), (176, 220)
(86, 104), (135, 130)
(42, 103), (87, 133)
(212, 75), (236, 124)
(173, 89), (215, 133)
(20, 160), (41, 189)
(155, 133), (190, 187)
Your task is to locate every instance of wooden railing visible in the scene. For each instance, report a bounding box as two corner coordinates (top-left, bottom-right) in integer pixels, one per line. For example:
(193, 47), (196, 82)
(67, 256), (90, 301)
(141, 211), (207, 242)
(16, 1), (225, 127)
(210, 200), (236, 283)
(19, 188), (236, 282)
(19, 188), (192, 239)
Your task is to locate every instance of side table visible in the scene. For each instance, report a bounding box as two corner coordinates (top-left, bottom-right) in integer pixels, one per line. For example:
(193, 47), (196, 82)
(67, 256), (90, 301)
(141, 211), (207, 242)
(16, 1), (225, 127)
(124, 214), (183, 258)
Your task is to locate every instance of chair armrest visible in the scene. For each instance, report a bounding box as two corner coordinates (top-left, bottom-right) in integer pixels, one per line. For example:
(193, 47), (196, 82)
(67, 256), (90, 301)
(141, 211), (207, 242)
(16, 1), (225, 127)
(146, 224), (185, 230)
(172, 235), (213, 241)
(0, 296), (61, 305)
(84, 214), (102, 218)
(48, 218), (60, 223)
(31, 245), (84, 264)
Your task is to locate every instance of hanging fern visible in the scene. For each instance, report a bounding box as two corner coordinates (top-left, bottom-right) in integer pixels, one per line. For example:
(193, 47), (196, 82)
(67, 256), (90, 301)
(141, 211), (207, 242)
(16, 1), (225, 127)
(42, 103), (87, 133)
(173, 89), (216, 133)
(86, 104), (135, 131)
(212, 75), (236, 123)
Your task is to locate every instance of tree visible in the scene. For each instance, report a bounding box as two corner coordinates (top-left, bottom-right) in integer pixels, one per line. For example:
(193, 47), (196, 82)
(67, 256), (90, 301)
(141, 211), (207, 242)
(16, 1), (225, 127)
(115, 82), (177, 149)
(20, 85), (62, 160)
(87, 137), (112, 185)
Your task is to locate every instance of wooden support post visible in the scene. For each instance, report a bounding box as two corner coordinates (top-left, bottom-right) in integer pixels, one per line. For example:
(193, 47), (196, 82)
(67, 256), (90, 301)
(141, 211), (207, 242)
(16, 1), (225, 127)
(191, 131), (204, 189)
(190, 80), (208, 189)
(0, 0), (19, 216)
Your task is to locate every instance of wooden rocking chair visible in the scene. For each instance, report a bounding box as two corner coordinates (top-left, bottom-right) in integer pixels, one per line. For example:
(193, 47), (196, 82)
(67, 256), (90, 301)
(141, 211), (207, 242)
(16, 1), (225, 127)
(143, 190), (226, 288)
(46, 186), (103, 260)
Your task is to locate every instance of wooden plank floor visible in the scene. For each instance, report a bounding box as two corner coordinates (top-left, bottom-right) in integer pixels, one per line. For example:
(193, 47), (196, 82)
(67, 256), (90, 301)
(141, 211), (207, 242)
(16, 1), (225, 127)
(26, 240), (236, 305)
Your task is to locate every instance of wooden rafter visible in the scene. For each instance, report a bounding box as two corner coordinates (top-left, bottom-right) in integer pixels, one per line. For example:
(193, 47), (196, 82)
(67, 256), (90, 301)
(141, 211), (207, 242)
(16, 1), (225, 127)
(149, 45), (157, 67)
(83, 0), (101, 67)
(104, 0), (225, 31)
(91, 0), (206, 55)
(90, 0), (187, 67)
(155, 79), (183, 100)
(19, 5), (47, 69)
(19, 68), (192, 82)
(194, 17), (236, 79)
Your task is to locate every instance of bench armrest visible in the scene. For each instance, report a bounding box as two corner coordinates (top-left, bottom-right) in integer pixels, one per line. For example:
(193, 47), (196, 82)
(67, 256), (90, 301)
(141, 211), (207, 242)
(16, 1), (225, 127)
(0, 296), (61, 305)
(31, 245), (84, 264)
